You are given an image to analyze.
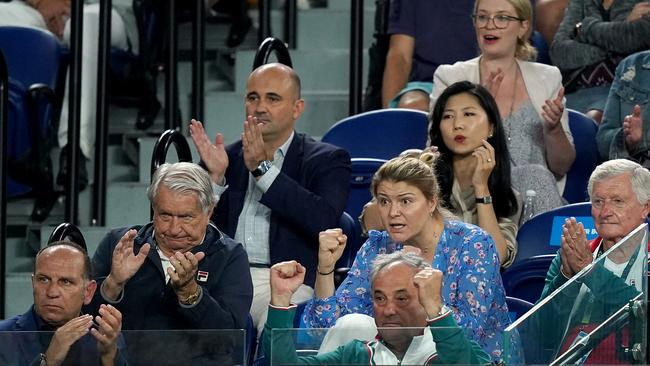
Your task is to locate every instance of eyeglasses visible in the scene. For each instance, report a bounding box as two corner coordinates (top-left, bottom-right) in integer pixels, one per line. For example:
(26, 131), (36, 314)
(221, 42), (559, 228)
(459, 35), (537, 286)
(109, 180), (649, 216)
(472, 14), (524, 29)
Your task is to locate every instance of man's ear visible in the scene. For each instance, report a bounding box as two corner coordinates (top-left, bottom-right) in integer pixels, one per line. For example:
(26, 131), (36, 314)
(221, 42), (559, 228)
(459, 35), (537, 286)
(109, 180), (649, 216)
(83, 280), (98, 305)
(293, 99), (305, 120)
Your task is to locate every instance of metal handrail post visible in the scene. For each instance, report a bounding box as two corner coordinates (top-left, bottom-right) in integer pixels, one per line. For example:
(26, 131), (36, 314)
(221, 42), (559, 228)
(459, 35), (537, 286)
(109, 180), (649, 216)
(191, 0), (205, 122)
(92, 0), (112, 226)
(165, 0), (178, 130)
(284, 0), (297, 49)
(0, 50), (8, 318)
(65, 0), (84, 224)
(349, 0), (364, 116)
(258, 0), (271, 44)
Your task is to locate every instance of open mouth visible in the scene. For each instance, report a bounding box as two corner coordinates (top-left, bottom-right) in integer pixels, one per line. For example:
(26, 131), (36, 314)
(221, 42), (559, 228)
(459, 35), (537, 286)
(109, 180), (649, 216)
(483, 35), (499, 44)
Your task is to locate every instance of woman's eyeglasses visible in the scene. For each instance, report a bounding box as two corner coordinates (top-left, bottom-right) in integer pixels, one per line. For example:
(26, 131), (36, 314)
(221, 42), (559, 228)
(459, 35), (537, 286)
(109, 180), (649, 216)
(472, 14), (524, 29)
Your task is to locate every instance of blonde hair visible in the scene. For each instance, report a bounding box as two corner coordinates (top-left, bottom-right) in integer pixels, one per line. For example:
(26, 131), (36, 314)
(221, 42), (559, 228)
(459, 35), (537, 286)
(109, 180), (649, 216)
(371, 152), (439, 202)
(474, 0), (537, 61)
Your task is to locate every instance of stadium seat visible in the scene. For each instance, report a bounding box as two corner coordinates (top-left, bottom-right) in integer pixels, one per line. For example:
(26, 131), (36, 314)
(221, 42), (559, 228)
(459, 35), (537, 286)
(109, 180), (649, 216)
(514, 202), (594, 264)
(501, 254), (556, 304)
(563, 109), (599, 203)
(531, 30), (551, 65)
(321, 109), (429, 160)
(0, 26), (65, 220)
(506, 296), (535, 322)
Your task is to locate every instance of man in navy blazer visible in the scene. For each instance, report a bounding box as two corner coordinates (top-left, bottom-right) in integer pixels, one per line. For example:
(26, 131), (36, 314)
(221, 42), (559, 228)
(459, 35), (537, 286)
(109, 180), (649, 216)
(190, 63), (351, 332)
(0, 241), (124, 366)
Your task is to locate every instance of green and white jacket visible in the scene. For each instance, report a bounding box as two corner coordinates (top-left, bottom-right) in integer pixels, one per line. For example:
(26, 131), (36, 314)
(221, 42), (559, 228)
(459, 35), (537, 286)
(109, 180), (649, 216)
(262, 305), (491, 365)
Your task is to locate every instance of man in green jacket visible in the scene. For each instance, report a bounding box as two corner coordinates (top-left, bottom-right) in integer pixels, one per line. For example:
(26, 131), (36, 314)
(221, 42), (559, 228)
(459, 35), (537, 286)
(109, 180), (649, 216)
(263, 251), (490, 365)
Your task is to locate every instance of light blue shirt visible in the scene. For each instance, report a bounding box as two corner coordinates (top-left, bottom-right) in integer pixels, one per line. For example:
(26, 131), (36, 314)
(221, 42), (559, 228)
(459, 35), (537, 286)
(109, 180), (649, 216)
(214, 132), (295, 265)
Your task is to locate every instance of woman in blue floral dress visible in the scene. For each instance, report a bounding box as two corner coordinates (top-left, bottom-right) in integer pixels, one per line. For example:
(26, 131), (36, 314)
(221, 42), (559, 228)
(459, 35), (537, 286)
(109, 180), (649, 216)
(302, 150), (514, 362)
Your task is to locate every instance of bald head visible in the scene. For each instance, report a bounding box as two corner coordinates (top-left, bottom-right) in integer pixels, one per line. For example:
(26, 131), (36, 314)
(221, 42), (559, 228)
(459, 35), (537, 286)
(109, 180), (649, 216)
(249, 63), (301, 100)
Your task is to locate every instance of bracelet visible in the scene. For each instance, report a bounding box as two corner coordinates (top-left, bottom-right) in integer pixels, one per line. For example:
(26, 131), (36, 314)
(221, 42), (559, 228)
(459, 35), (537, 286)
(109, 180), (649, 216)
(317, 266), (335, 276)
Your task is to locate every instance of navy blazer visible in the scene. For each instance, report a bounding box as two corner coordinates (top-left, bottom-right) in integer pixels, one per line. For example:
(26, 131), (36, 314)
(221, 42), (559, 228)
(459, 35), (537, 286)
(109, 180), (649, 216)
(213, 132), (351, 286)
(0, 306), (126, 365)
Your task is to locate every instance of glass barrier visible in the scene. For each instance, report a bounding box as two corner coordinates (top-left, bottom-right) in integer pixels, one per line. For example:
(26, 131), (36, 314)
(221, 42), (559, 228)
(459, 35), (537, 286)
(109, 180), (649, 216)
(269, 326), (473, 366)
(0, 329), (246, 366)
(504, 223), (648, 365)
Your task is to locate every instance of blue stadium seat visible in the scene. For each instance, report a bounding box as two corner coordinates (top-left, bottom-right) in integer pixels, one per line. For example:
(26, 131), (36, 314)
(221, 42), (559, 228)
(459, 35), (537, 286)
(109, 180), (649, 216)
(514, 202), (594, 264)
(0, 26), (64, 198)
(563, 109), (599, 203)
(335, 212), (358, 269)
(501, 254), (556, 304)
(321, 109), (429, 160)
(343, 158), (386, 255)
(531, 30), (551, 65)
(506, 296), (534, 322)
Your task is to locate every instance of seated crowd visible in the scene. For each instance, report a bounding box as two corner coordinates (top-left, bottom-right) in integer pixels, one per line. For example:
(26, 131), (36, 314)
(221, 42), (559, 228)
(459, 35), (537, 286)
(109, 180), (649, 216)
(1, 0), (650, 364)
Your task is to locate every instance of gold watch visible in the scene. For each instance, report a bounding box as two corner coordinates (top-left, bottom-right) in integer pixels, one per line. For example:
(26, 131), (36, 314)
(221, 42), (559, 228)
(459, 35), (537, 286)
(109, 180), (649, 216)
(180, 286), (202, 305)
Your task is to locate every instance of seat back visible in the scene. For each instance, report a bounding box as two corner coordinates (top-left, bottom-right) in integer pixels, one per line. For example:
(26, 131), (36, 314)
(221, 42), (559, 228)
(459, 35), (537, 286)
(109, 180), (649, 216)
(0, 26), (63, 91)
(506, 296), (535, 322)
(501, 254), (556, 303)
(0, 26), (64, 196)
(322, 109), (429, 160)
(531, 31), (551, 65)
(335, 212), (358, 269)
(514, 202), (595, 264)
(563, 109), (599, 203)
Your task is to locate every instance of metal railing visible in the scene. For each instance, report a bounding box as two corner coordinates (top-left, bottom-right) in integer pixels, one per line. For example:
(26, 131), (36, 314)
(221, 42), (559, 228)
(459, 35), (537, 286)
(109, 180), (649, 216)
(253, 37), (293, 69)
(64, 0), (85, 225)
(47, 222), (88, 253)
(149, 129), (193, 219)
(192, 0), (205, 122)
(349, 0), (364, 116)
(92, 0), (112, 226)
(0, 49), (8, 318)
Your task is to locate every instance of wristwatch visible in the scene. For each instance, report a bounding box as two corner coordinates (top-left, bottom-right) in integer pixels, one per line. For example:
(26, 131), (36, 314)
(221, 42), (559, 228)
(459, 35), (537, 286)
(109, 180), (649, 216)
(180, 287), (202, 306)
(252, 160), (272, 178)
(573, 22), (582, 38)
(475, 196), (493, 204)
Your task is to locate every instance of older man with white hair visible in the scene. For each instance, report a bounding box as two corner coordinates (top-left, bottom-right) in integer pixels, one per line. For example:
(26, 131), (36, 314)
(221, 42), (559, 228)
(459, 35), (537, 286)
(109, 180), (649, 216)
(538, 158), (650, 364)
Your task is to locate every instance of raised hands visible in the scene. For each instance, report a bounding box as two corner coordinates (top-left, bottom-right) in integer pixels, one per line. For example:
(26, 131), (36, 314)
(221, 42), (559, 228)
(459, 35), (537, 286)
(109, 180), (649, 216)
(623, 104), (643, 151)
(189, 119), (229, 184)
(318, 229), (347, 274)
(412, 268), (444, 319)
(270, 261), (306, 307)
(91, 304), (122, 365)
(560, 218), (592, 278)
(45, 314), (94, 366)
(471, 140), (496, 192)
(104, 229), (150, 301)
(541, 87), (565, 131)
(167, 251), (206, 300)
(242, 116), (272, 173)
(627, 2), (650, 22)
(484, 68), (505, 97)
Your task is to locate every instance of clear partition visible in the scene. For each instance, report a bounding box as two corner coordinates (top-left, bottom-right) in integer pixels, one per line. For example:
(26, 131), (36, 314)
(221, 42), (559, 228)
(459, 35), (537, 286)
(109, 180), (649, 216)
(504, 223), (648, 365)
(269, 326), (465, 366)
(0, 329), (246, 366)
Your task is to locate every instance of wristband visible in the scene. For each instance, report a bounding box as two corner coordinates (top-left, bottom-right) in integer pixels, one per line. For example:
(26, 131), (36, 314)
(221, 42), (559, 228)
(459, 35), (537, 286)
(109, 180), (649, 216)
(317, 266), (335, 276)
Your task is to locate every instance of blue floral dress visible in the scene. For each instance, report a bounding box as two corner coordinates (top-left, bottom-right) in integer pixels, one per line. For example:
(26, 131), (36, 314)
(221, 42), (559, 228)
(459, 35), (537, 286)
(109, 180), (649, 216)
(301, 220), (513, 362)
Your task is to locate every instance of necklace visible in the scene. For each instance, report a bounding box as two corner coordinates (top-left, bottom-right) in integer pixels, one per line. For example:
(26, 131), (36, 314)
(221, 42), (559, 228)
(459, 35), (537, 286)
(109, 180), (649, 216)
(505, 65), (519, 143)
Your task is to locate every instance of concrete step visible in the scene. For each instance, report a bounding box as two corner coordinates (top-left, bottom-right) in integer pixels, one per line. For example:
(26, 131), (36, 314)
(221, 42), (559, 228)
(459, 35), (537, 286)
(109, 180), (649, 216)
(267, 8), (375, 51)
(233, 48), (370, 94)
(4, 272), (32, 319)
